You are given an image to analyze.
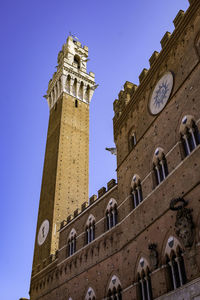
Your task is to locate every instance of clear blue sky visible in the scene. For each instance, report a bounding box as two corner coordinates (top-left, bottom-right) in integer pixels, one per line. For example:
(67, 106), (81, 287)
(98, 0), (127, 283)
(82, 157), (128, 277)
(0, 0), (189, 299)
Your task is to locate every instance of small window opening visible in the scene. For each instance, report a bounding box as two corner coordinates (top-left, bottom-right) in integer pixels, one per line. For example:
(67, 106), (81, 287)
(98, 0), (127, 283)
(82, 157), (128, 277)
(129, 132), (137, 151)
(75, 99), (78, 108)
(74, 55), (81, 69)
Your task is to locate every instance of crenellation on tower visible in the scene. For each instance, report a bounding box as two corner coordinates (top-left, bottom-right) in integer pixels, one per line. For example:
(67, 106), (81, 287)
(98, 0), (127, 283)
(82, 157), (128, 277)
(139, 68), (148, 83)
(113, 82), (137, 118)
(173, 10), (185, 28)
(149, 50), (159, 66)
(160, 31), (171, 48)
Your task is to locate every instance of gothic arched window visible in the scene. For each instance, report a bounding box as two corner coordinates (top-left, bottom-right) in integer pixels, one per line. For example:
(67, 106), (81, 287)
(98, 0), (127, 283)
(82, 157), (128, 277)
(85, 287), (96, 300)
(137, 258), (153, 300)
(153, 148), (168, 186)
(107, 275), (122, 300)
(68, 229), (76, 257)
(164, 237), (187, 291)
(85, 215), (95, 244)
(106, 199), (118, 231)
(131, 174), (143, 209)
(180, 115), (200, 157)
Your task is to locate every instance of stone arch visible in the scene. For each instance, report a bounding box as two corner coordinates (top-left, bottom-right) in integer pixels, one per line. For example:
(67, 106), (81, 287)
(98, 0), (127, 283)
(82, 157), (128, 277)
(85, 287), (96, 300)
(108, 274), (122, 290)
(72, 78), (77, 97)
(84, 85), (90, 102)
(86, 214), (95, 227)
(105, 198), (117, 213)
(164, 235), (182, 257)
(134, 253), (151, 278)
(68, 228), (76, 240)
(179, 115), (196, 135)
(78, 81), (84, 100)
(131, 174), (141, 189)
(106, 274), (122, 299)
(66, 74), (71, 93)
(152, 147), (165, 164)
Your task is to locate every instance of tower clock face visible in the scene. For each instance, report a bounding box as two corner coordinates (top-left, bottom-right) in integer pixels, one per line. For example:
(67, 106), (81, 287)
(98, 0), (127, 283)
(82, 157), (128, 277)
(149, 72), (173, 115)
(37, 219), (49, 246)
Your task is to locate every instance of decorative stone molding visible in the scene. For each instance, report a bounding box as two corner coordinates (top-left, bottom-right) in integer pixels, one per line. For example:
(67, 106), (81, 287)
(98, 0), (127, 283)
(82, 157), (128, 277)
(45, 36), (97, 109)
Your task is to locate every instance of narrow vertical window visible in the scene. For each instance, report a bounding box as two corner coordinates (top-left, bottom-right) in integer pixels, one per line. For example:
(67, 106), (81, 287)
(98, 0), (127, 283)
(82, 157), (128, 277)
(129, 130), (137, 151)
(75, 99), (78, 108)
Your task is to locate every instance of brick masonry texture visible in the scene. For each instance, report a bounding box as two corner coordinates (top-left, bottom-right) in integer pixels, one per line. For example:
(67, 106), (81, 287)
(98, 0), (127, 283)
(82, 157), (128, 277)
(30, 1), (200, 299)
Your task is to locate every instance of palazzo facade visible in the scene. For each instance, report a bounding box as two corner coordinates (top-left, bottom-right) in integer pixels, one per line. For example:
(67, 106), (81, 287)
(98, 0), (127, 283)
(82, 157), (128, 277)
(26, 0), (200, 299)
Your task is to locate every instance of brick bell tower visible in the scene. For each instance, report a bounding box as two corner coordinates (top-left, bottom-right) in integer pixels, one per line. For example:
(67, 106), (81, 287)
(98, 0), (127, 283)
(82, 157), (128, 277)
(32, 36), (96, 270)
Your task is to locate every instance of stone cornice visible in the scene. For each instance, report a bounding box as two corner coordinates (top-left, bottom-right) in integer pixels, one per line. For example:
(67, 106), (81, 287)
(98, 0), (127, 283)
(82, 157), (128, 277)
(63, 66), (95, 85)
(47, 66), (95, 96)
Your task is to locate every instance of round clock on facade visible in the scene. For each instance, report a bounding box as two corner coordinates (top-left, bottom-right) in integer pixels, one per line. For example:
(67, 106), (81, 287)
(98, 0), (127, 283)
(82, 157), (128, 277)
(149, 72), (174, 115)
(37, 219), (49, 246)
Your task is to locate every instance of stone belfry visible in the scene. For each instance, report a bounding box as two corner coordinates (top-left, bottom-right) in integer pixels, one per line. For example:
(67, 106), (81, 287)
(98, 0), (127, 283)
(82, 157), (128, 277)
(32, 36), (96, 269)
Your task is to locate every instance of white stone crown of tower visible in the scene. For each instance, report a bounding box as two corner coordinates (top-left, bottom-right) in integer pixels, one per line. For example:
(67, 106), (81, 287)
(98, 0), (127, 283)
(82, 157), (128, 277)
(45, 36), (96, 109)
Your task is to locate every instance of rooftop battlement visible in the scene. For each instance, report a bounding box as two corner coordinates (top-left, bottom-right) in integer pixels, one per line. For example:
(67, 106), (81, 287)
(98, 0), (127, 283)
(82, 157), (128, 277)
(113, 4), (192, 124)
(59, 179), (117, 231)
